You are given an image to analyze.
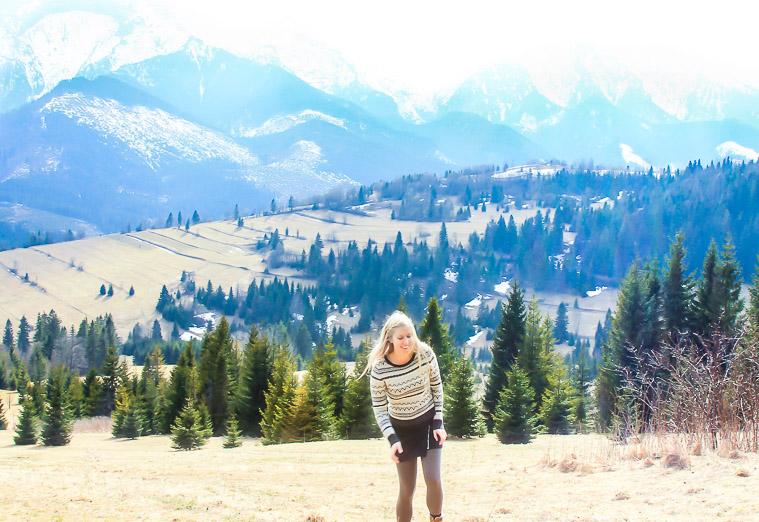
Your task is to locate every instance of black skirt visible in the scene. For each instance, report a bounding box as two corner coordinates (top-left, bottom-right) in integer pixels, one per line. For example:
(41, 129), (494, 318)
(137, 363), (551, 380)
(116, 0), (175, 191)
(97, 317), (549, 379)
(391, 409), (442, 462)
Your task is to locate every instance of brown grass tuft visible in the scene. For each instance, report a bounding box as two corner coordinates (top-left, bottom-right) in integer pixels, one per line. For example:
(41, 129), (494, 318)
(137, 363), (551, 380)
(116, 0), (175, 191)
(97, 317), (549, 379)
(663, 453), (689, 469)
(735, 468), (750, 477)
(642, 458), (654, 468)
(305, 515), (325, 522)
(613, 492), (630, 501)
(728, 450), (742, 460)
(690, 441), (702, 456)
(558, 454), (578, 473)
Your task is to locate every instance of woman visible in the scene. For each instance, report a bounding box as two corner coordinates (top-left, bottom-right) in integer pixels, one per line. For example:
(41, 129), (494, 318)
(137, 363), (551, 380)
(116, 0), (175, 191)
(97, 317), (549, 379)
(364, 310), (446, 522)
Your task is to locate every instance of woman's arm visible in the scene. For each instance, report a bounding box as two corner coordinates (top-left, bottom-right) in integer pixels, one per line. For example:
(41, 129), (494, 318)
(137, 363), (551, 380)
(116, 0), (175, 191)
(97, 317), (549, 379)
(370, 367), (400, 446)
(428, 349), (444, 430)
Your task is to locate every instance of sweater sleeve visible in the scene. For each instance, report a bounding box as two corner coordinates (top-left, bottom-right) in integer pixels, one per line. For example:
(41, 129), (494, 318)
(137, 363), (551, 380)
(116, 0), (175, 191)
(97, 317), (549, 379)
(428, 349), (445, 430)
(370, 366), (400, 446)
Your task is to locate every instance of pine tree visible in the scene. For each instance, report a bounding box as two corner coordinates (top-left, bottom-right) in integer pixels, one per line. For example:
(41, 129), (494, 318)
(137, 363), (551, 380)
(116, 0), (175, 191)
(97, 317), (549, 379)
(14, 396), (38, 445)
(318, 343), (346, 419)
(100, 346), (123, 414)
(444, 356), (486, 438)
(284, 349), (338, 441)
(163, 343), (196, 433)
(41, 367), (73, 446)
(107, 284), (114, 297)
(570, 347), (590, 432)
(419, 297), (456, 381)
(82, 369), (102, 416)
(99, 284), (106, 296)
(494, 366), (536, 444)
(260, 348), (296, 444)
(714, 237), (744, 335)
(171, 402), (207, 450)
(121, 399), (142, 439)
(553, 303), (569, 343)
(748, 256), (759, 344)
(67, 374), (84, 418)
(694, 240), (720, 337)
(3, 319), (13, 350)
(137, 380), (161, 435)
(237, 326), (272, 436)
(285, 385), (316, 442)
(663, 232), (693, 342)
(539, 373), (573, 435)
(151, 320), (163, 341)
(339, 341), (381, 439)
(111, 386), (130, 437)
(198, 317), (233, 435)
(518, 299), (553, 414)
(196, 401), (213, 439)
(223, 413), (242, 448)
(156, 285), (172, 313)
(485, 282), (526, 420)
(17, 316), (31, 353)
(597, 262), (645, 429)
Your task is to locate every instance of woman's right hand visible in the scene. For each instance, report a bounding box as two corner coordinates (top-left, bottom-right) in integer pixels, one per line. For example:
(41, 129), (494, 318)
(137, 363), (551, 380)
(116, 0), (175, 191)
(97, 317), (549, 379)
(390, 441), (404, 463)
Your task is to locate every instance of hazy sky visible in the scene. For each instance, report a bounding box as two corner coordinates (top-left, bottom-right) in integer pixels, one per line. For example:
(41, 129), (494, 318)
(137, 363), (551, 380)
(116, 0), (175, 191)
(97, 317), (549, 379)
(4, 0), (759, 97)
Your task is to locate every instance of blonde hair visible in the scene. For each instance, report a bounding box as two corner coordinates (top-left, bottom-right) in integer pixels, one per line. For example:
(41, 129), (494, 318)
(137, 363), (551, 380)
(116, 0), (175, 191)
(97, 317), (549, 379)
(360, 310), (429, 383)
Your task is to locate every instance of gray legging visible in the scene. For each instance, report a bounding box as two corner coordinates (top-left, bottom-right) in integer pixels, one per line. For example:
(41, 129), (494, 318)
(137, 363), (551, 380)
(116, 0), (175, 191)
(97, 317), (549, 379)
(395, 449), (443, 522)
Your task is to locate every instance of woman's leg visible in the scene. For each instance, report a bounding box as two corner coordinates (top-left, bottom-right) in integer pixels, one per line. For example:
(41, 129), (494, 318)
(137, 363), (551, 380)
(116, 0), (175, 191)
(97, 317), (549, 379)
(421, 449), (443, 517)
(395, 458), (417, 522)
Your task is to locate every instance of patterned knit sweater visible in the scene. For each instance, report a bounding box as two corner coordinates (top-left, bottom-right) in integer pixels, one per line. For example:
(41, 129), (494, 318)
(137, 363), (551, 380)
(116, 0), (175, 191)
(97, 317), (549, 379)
(370, 343), (444, 446)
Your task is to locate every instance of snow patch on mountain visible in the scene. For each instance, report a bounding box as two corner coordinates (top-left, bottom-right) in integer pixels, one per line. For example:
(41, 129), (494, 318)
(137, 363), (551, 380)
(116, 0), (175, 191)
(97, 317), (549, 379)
(41, 93), (259, 170)
(715, 141), (759, 162)
(236, 110), (347, 138)
(260, 140), (357, 198)
(619, 144), (650, 169)
(17, 12), (120, 97)
(2, 10), (186, 107)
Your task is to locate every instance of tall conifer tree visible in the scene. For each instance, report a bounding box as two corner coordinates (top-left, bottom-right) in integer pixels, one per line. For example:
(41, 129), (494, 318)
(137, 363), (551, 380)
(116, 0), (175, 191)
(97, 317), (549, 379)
(663, 232), (693, 342)
(164, 343), (196, 432)
(198, 318), (233, 435)
(597, 262), (645, 429)
(518, 299), (553, 413)
(419, 297), (456, 381)
(485, 282), (526, 420)
(237, 326), (272, 436)
(444, 355), (486, 438)
(339, 341), (380, 439)
(14, 396), (38, 445)
(260, 348), (296, 444)
(41, 367), (73, 446)
(494, 366), (536, 444)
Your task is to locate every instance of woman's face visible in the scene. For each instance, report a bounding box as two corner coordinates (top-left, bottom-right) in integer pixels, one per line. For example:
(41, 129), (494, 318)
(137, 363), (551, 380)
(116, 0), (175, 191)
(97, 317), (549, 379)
(389, 326), (414, 353)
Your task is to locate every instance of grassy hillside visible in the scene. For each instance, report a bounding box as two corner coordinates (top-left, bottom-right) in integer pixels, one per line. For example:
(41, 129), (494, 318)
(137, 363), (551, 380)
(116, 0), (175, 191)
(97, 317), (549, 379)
(0, 202), (616, 342)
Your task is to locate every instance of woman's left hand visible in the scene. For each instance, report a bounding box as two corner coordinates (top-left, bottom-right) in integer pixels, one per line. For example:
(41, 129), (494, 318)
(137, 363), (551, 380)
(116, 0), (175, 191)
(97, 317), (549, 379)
(433, 428), (447, 446)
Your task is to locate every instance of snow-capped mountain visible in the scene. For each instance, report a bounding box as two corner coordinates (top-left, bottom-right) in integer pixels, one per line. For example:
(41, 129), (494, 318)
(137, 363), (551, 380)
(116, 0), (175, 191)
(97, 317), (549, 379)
(0, 8), (186, 111)
(2, 7), (759, 243)
(0, 76), (357, 232)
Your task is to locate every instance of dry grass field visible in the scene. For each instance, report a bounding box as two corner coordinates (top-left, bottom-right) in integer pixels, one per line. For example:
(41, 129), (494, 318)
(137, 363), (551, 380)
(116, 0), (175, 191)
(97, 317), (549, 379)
(1, 391), (758, 521)
(0, 201), (589, 342)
